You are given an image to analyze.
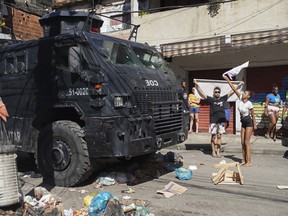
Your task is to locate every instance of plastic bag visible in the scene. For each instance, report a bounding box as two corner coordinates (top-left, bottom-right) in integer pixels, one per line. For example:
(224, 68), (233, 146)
(84, 193), (98, 207)
(88, 192), (114, 216)
(95, 176), (116, 186)
(175, 167), (192, 180)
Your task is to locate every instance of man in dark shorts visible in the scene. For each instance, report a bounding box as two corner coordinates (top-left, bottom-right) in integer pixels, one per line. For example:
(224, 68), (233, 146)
(194, 80), (242, 157)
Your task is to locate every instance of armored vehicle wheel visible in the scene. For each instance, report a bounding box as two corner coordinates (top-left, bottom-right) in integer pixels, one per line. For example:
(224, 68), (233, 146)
(37, 120), (92, 187)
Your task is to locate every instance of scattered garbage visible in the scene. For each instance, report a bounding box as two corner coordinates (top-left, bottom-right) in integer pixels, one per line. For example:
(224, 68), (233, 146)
(121, 198), (153, 216)
(122, 195), (131, 200)
(102, 198), (124, 216)
(63, 208), (73, 216)
(2, 151), (186, 215)
(22, 186), (63, 216)
(19, 171), (42, 178)
(157, 181), (187, 198)
(121, 187), (135, 194)
(95, 172), (133, 188)
(219, 160), (227, 164)
(84, 193), (98, 207)
(162, 151), (184, 172)
(88, 192), (116, 216)
(188, 165), (198, 171)
(175, 167), (193, 180)
(164, 151), (184, 163)
(163, 163), (178, 172)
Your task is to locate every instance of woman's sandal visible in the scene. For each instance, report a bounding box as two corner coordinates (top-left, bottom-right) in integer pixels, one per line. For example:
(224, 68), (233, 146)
(264, 134), (270, 139)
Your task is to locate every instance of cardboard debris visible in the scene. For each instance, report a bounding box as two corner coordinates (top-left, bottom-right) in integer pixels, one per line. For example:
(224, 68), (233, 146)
(157, 181), (187, 198)
(277, 185), (288, 190)
(212, 162), (244, 185)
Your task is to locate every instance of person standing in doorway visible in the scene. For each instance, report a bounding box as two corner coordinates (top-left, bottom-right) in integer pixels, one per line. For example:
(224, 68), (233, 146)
(223, 75), (256, 167)
(188, 87), (200, 133)
(264, 84), (281, 141)
(194, 79), (243, 157)
(179, 81), (189, 111)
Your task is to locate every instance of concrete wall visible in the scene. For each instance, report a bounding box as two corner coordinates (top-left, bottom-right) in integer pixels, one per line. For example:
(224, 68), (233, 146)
(132, 0), (288, 46)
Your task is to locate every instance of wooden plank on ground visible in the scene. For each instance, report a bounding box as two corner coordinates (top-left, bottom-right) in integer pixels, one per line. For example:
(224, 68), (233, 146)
(277, 185), (288, 190)
(236, 163), (244, 185)
(212, 166), (228, 185)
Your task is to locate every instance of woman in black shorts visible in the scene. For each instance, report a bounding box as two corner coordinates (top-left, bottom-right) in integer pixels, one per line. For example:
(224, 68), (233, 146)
(223, 75), (256, 167)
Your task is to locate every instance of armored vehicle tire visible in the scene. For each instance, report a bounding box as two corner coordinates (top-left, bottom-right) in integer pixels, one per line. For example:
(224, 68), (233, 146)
(37, 120), (92, 187)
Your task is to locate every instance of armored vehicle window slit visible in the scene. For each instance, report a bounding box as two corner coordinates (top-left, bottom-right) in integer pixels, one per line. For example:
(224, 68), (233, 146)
(53, 46), (70, 69)
(16, 55), (26, 74)
(4, 57), (14, 74)
(4, 53), (27, 75)
(132, 46), (167, 70)
(91, 38), (139, 67)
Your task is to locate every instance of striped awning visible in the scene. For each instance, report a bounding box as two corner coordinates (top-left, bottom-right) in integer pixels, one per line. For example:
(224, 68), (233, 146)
(231, 28), (288, 48)
(161, 27), (288, 58)
(161, 37), (221, 58)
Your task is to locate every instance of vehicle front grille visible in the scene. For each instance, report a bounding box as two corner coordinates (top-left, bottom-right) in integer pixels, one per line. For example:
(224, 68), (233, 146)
(134, 87), (174, 113)
(151, 101), (183, 135)
(134, 87), (182, 135)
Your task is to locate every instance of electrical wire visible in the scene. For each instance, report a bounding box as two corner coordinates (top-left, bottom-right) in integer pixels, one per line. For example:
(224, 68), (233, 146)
(216, 0), (285, 35)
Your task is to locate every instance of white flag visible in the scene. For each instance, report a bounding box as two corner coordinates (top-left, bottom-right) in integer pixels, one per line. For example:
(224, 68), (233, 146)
(223, 61), (249, 79)
(194, 79), (243, 102)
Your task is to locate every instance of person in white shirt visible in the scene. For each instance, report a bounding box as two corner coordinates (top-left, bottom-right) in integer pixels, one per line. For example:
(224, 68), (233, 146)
(223, 75), (256, 167)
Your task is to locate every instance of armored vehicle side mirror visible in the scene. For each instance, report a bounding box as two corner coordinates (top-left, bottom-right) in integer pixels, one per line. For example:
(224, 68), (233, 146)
(69, 46), (81, 73)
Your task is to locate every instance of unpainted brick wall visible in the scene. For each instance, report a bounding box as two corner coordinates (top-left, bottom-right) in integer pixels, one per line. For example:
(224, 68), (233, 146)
(12, 8), (43, 40)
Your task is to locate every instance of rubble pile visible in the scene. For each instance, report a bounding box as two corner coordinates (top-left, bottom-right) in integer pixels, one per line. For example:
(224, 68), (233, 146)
(0, 151), (188, 216)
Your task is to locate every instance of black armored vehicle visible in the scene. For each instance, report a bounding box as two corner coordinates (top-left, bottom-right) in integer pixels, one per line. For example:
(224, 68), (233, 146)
(0, 11), (189, 186)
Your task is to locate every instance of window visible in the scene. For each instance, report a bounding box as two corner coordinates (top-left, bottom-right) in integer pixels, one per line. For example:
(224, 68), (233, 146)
(132, 46), (168, 70)
(53, 46), (69, 69)
(4, 57), (14, 74)
(92, 38), (139, 67)
(4, 53), (27, 75)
